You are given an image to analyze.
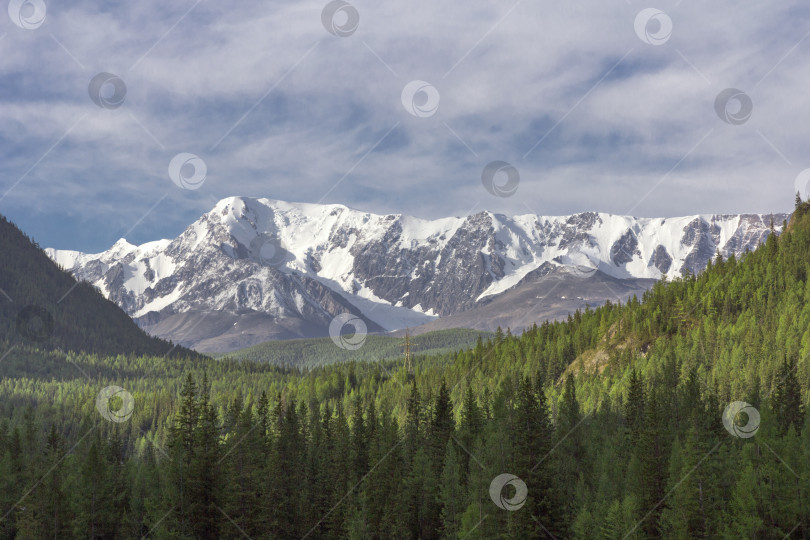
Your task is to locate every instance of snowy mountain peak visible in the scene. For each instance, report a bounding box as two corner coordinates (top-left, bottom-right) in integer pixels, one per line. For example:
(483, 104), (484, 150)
(46, 197), (788, 351)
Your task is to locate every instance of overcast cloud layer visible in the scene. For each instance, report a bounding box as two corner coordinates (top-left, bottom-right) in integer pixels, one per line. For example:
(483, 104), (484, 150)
(1, 0), (808, 252)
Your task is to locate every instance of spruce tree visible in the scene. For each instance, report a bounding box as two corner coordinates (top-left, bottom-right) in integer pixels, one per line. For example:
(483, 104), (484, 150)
(556, 373), (586, 529)
(509, 376), (561, 538)
(190, 372), (223, 538)
(625, 369), (645, 441)
(636, 389), (669, 537)
(166, 373), (198, 537)
(458, 385), (483, 481)
(430, 380), (455, 475)
(440, 439), (464, 538)
(772, 357), (803, 435)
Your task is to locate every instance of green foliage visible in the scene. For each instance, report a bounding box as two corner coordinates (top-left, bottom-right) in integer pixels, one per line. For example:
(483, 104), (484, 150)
(218, 328), (493, 368)
(0, 214), (200, 359)
(4, 210), (810, 537)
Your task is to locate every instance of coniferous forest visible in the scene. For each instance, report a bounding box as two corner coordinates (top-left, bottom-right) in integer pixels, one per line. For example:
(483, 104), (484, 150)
(2, 208), (810, 538)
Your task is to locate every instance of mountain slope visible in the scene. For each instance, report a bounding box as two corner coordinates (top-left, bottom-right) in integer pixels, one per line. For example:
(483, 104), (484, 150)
(4, 207), (807, 539)
(0, 215), (200, 357)
(46, 197), (787, 351)
(397, 264), (658, 335)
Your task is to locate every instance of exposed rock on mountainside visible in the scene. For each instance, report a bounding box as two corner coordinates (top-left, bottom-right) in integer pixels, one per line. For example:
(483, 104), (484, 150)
(46, 197), (787, 351)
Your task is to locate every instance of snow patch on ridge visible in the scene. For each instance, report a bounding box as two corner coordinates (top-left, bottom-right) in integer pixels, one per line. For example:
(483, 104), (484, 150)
(46, 197), (787, 335)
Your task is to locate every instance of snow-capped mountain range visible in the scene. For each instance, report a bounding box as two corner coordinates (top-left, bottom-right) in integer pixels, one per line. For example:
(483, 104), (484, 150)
(46, 197), (787, 352)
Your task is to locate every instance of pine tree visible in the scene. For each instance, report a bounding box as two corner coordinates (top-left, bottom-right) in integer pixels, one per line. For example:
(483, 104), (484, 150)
(165, 372), (199, 537)
(459, 501), (485, 539)
(129, 439), (161, 539)
(636, 389), (670, 537)
(660, 426), (719, 539)
(405, 447), (435, 538)
(440, 439), (464, 538)
(416, 379), (455, 538)
(495, 326), (505, 347)
(72, 432), (125, 539)
(16, 425), (67, 538)
(723, 462), (762, 538)
(328, 404), (351, 537)
(430, 380), (455, 474)
(0, 424), (18, 539)
(458, 385), (483, 481)
(625, 369), (645, 440)
(74, 437), (103, 538)
(272, 396), (304, 537)
(508, 376), (562, 538)
(223, 396), (265, 536)
(370, 410), (405, 537)
(772, 357), (803, 435)
(350, 400), (369, 482)
(404, 382), (421, 464)
(256, 390), (270, 444)
(601, 499), (623, 540)
(191, 372), (223, 538)
(556, 373), (586, 528)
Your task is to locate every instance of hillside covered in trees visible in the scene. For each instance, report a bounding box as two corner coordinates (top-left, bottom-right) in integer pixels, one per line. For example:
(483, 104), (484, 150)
(0, 215), (200, 358)
(219, 328), (493, 368)
(1, 207), (810, 538)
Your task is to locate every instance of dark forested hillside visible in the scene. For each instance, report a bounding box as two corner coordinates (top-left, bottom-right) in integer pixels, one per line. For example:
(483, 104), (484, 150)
(1, 207), (810, 538)
(0, 215), (199, 358)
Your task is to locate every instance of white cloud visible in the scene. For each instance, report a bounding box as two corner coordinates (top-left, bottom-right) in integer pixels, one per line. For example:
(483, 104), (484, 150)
(0, 0), (808, 251)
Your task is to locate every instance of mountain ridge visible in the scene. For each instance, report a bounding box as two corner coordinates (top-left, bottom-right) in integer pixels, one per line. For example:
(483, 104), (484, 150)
(45, 196), (788, 352)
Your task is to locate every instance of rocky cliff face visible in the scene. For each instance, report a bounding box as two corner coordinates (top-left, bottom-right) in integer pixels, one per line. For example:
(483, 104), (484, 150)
(46, 197), (788, 345)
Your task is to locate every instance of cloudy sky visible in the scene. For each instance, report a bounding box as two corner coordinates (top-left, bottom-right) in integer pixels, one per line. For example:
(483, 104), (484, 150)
(1, 0), (809, 252)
